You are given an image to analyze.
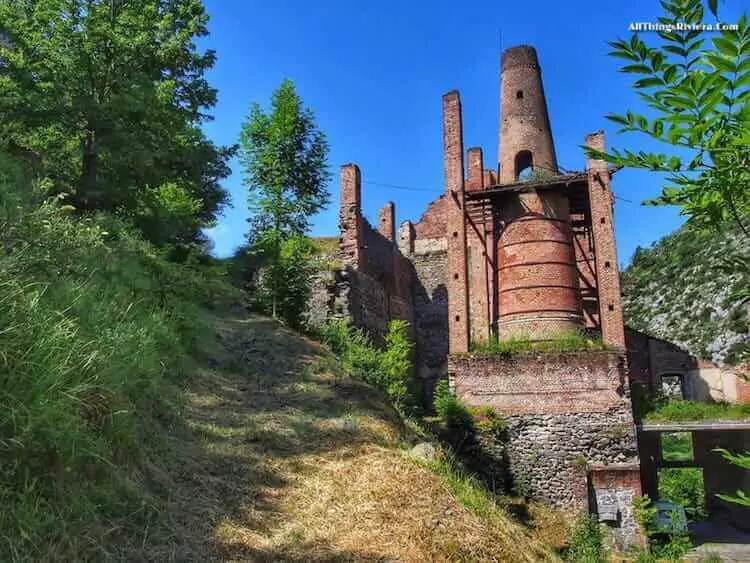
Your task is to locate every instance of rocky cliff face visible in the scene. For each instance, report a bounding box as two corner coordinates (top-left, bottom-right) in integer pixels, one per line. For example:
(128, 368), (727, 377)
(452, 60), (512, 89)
(621, 221), (749, 367)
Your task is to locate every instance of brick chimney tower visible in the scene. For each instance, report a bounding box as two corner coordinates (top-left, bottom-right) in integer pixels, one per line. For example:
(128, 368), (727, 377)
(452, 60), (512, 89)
(498, 45), (558, 183)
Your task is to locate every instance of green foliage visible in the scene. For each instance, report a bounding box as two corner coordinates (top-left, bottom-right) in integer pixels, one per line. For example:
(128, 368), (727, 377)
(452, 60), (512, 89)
(131, 182), (205, 252)
(433, 379), (475, 434)
(511, 470), (532, 499)
(594, 0), (750, 235)
(251, 235), (316, 328)
(381, 320), (414, 406)
(469, 405), (508, 434)
(0, 0), (233, 248)
(633, 495), (693, 561)
(714, 448), (750, 506)
(0, 181), (236, 559)
(659, 468), (708, 521)
(631, 381), (660, 421)
(661, 432), (693, 462)
(521, 168), (554, 182)
(566, 514), (606, 563)
(239, 79), (330, 319)
(424, 452), (509, 522)
(471, 330), (609, 356)
(317, 319), (416, 408)
(645, 399), (750, 422)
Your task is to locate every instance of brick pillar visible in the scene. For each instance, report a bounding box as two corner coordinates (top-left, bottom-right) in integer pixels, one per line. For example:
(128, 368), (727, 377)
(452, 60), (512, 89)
(466, 147), (490, 344)
(378, 201), (395, 242)
(586, 131), (625, 348)
(398, 220), (414, 255)
(482, 169), (497, 187)
(339, 163), (362, 269)
(443, 91), (470, 354)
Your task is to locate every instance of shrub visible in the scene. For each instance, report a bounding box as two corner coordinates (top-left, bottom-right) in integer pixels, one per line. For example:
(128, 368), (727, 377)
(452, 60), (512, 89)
(381, 320), (415, 407)
(433, 379), (475, 434)
(633, 495), (692, 561)
(566, 514), (606, 562)
(659, 468), (708, 521)
(251, 235), (316, 328)
(317, 319), (416, 407)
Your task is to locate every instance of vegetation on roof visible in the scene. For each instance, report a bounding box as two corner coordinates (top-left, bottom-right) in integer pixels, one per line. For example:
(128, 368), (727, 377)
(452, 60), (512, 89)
(644, 399), (750, 423)
(470, 330), (610, 357)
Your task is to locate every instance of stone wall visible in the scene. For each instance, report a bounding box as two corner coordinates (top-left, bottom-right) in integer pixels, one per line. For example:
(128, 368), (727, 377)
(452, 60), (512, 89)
(450, 350), (640, 547)
(410, 246), (448, 397)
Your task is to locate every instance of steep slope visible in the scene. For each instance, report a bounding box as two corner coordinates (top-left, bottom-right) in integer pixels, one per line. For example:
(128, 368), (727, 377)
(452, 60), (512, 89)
(621, 221), (749, 366)
(133, 311), (558, 561)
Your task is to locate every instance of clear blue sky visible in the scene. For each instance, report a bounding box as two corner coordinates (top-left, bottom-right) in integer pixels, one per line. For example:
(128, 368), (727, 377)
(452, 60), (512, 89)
(200, 0), (744, 266)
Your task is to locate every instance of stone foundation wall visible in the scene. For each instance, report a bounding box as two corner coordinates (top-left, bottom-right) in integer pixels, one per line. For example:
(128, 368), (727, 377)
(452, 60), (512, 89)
(473, 407), (638, 508)
(450, 350), (641, 548)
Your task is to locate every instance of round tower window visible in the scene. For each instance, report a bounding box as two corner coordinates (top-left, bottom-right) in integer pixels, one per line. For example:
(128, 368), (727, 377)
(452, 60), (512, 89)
(516, 90), (523, 99)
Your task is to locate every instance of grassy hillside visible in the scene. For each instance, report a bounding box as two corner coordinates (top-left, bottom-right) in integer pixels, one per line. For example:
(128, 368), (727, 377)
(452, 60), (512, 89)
(0, 191), (558, 560)
(0, 181), (240, 559)
(156, 312), (559, 561)
(621, 221), (749, 366)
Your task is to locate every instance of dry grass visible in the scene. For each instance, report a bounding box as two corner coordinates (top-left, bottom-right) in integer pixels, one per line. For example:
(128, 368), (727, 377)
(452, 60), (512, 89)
(126, 312), (559, 561)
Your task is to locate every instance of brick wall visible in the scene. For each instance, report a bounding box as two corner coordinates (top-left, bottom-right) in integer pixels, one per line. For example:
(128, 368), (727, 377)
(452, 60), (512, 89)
(589, 464), (644, 550)
(451, 351), (629, 415)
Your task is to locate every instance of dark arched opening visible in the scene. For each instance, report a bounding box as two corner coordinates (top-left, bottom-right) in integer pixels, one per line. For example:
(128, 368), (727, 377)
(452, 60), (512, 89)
(515, 150), (533, 180)
(516, 90), (524, 99)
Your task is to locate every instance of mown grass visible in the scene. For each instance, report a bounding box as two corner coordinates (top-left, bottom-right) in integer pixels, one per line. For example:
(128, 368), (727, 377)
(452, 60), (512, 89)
(0, 183), (239, 560)
(155, 313), (558, 561)
(470, 330), (610, 356)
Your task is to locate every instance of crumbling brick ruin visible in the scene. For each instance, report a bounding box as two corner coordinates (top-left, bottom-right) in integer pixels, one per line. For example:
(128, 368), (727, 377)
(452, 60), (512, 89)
(309, 44), (750, 548)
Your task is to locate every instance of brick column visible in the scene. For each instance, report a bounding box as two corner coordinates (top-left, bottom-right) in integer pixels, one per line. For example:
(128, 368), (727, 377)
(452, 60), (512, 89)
(378, 201), (395, 242)
(443, 91), (470, 354)
(339, 163), (362, 270)
(466, 147), (490, 344)
(586, 131), (625, 348)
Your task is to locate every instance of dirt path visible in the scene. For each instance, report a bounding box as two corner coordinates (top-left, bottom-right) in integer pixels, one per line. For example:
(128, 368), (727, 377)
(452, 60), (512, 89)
(129, 313), (556, 562)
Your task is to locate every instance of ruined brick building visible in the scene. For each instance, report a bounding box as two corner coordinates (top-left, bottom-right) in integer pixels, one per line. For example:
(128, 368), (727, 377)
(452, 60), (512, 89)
(308, 45), (750, 547)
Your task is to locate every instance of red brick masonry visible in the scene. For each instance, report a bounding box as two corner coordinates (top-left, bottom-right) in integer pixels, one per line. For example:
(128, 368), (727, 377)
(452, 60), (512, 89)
(450, 350), (628, 415)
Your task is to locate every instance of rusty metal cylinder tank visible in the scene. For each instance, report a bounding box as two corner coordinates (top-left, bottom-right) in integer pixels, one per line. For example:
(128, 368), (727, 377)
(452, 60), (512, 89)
(496, 187), (583, 339)
(498, 45), (558, 183)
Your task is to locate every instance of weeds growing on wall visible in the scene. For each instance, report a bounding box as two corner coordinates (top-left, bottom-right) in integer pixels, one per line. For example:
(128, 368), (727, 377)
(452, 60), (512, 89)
(470, 330), (609, 356)
(645, 399), (750, 422)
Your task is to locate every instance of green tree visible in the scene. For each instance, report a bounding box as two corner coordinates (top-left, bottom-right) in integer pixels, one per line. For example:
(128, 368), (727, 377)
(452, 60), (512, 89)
(251, 235), (316, 328)
(0, 0), (233, 250)
(590, 0), (750, 235)
(597, 0), (750, 513)
(715, 448), (750, 507)
(239, 79), (330, 320)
